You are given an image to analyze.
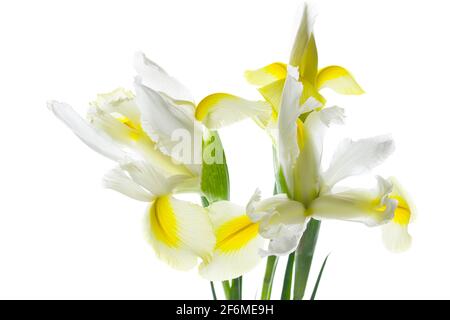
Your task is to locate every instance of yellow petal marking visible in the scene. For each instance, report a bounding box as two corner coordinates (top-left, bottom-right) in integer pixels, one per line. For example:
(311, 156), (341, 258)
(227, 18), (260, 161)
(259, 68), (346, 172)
(391, 196), (411, 226)
(215, 215), (259, 253)
(150, 196), (179, 248)
(316, 66), (364, 95)
(244, 62), (287, 87)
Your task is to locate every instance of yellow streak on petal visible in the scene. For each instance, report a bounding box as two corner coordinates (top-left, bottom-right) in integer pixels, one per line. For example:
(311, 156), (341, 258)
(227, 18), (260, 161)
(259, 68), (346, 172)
(215, 215), (259, 253)
(150, 196), (179, 248)
(391, 196), (411, 226)
(244, 62), (287, 87)
(316, 66), (364, 95)
(296, 119), (305, 150)
(112, 113), (144, 141)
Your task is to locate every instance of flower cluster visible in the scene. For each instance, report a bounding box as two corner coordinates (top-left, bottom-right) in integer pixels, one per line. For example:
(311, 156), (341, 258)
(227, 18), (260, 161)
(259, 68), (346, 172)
(49, 4), (414, 299)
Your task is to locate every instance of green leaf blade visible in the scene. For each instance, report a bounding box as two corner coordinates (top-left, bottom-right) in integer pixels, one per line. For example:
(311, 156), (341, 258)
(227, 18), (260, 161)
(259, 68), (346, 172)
(310, 254), (330, 300)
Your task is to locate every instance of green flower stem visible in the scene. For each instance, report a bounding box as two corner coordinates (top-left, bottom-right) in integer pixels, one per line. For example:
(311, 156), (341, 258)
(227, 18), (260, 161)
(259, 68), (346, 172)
(280, 252), (296, 300)
(210, 282), (217, 300)
(293, 218), (321, 300)
(222, 281), (231, 300)
(261, 181), (281, 300)
(231, 277), (242, 300)
(260, 255), (279, 300)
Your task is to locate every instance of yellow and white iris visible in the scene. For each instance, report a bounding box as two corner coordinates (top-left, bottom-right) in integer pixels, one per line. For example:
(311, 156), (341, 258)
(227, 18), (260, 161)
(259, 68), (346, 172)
(245, 66), (412, 256)
(104, 159), (215, 270)
(49, 52), (267, 280)
(194, 3), (363, 132)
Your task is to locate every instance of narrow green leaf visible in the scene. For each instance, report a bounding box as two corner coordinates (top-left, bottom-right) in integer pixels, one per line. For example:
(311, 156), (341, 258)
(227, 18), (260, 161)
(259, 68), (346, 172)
(210, 282), (217, 300)
(293, 218), (321, 300)
(310, 255), (330, 300)
(261, 255), (279, 300)
(201, 130), (233, 300)
(201, 130), (230, 202)
(280, 252), (295, 300)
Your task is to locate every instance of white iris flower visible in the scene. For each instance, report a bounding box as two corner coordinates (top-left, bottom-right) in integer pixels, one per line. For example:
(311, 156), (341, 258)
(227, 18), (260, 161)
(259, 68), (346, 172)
(49, 53), (268, 280)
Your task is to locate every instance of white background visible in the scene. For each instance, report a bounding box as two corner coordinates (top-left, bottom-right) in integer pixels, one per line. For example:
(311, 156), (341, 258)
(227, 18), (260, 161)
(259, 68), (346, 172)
(0, 0), (448, 299)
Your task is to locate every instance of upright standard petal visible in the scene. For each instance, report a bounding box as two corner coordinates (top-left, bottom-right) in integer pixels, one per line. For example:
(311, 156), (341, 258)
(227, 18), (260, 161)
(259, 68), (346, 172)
(134, 52), (194, 103)
(309, 177), (397, 227)
(199, 201), (264, 281)
(322, 135), (395, 191)
(135, 79), (202, 174)
(316, 66), (364, 95)
(289, 3), (316, 67)
(299, 34), (318, 85)
(293, 106), (345, 205)
(48, 101), (125, 161)
(382, 178), (414, 252)
(195, 93), (272, 129)
(277, 66), (303, 197)
(145, 196), (215, 271)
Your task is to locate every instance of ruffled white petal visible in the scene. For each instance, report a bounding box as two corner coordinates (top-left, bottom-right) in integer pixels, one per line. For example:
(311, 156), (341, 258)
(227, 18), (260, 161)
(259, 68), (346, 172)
(199, 201), (264, 281)
(102, 167), (155, 202)
(260, 223), (306, 257)
(195, 93), (272, 129)
(322, 135), (395, 191)
(90, 88), (141, 125)
(145, 196), (215, 271)
(48, 101), (125, 161)
(246, 191), (308, 257)
(134, 52), (194, 103)
(134, 79), (202, 175)
(86, 89), (191, 177)
(309, 176), (397, 227)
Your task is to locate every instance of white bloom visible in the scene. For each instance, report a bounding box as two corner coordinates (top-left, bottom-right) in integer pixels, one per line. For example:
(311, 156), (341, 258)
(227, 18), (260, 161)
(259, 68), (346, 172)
(249, 67), (403, 256)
